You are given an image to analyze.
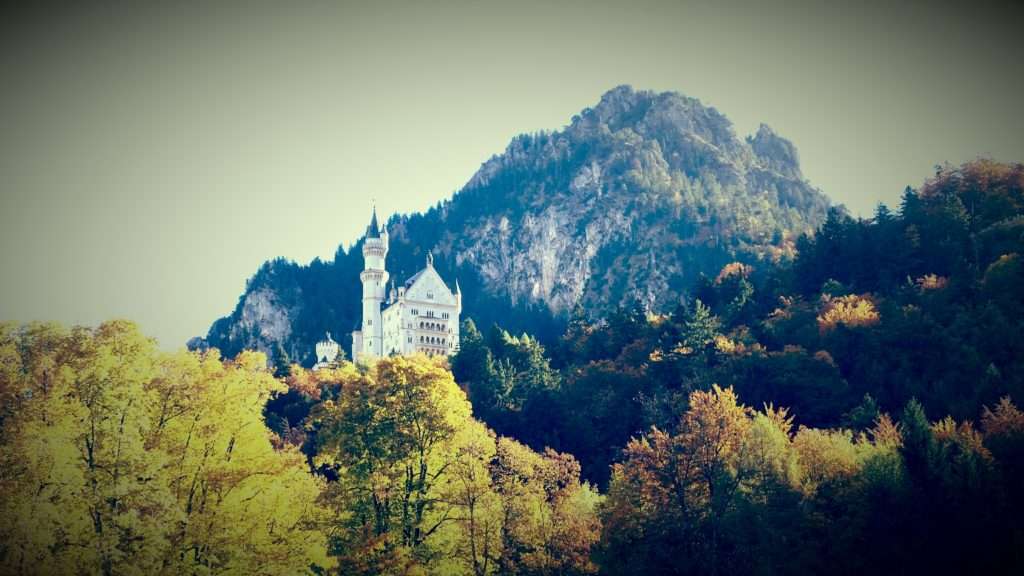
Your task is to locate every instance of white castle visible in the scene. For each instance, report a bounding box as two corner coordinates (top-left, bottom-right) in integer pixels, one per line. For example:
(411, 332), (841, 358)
(339, 208), (461, 363)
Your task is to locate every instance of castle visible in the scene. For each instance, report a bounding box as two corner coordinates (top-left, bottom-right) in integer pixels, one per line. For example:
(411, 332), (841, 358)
(314, 208), (461, 366)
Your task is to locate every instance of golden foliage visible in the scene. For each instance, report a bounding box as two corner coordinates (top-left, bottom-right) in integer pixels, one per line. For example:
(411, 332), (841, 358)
(312, 354), (600, 575)
(792, 428), (864, 495)
(932, 417), (993, 462)
(915, 274), (949, 291)
(713, 334), (741, 355)
(0, 322), (331, 576)
(816, 294), (880, 333)
(981, 396), (1024, 438)
(715, 262), (754, 284)
(870, 413), (903, 448)
(762, 403), (795, 438)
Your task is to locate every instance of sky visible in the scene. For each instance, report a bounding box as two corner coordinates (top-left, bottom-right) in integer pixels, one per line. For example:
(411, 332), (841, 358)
(1, 0), (1022, 348)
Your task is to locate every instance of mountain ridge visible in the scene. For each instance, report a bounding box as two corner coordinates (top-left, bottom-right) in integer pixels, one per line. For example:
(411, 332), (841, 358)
(199, 85), (831, 365)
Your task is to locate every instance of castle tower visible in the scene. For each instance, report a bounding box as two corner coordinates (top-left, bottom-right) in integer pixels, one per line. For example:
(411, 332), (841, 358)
(314, 332), (340, 370)
(352, 207), (389, 361)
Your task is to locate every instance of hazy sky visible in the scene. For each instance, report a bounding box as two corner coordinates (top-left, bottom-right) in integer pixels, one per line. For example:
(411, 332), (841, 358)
(1, 0), (1022, 348)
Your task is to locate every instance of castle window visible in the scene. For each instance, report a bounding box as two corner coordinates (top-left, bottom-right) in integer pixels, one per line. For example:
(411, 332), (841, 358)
(427, 291), (433, 299)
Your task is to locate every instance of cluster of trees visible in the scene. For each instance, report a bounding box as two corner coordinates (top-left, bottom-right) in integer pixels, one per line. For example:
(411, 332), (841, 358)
(0, 322), (599, 576)
(601, 385), (1024, 575)
(289, 358), (600, 576)
(454, 160), (1024, 484)
(447, 160), (1024, 571)
(4, 160), (1023, 574)
(0, 321), (330, 575)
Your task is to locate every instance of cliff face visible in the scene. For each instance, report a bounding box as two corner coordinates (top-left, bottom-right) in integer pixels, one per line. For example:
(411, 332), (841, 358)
(444, 86), (828, 314)
(200, 86), (830, 365)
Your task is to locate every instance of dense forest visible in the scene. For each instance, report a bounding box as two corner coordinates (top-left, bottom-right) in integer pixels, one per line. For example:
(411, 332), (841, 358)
(3, 160), (1024, 575)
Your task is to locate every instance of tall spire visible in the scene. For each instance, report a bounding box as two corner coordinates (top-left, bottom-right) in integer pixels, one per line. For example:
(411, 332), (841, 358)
(366, 206), (381, 239)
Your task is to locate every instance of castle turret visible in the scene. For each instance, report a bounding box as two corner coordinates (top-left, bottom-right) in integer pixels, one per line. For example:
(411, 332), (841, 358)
(352, 207), (389, 361)
(314, 332), (340, 370)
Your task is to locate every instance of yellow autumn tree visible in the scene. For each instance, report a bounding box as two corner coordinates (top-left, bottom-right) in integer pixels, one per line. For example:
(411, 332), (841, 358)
(0, 321), (331, 576)
(310, 354), (599, 575)
(816, 294), (881, 333)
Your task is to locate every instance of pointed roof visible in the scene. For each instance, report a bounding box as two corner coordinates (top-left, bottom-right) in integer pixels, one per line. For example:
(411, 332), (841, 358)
(366, 207), (381, 239)
(403, 268), (427, 289)
(404, 252), (436, 288)
(400, 258), (458, 306)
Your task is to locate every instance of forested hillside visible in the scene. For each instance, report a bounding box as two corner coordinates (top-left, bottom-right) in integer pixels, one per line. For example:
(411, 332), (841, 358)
(448, 160), (1024, 573)
(3, 160), (1022, 575)
(200, 86), (829, 367)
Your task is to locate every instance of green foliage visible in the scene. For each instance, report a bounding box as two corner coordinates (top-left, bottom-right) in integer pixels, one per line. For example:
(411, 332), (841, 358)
(443, 160), (1024, 572)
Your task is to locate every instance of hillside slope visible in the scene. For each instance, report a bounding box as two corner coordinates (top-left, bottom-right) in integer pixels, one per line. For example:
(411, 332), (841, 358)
(200, 86), (830, 365)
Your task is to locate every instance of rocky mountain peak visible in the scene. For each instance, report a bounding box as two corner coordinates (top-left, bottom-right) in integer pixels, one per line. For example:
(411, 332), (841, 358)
(201, 86), (830, 366)
(749, 123), (802, 180)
